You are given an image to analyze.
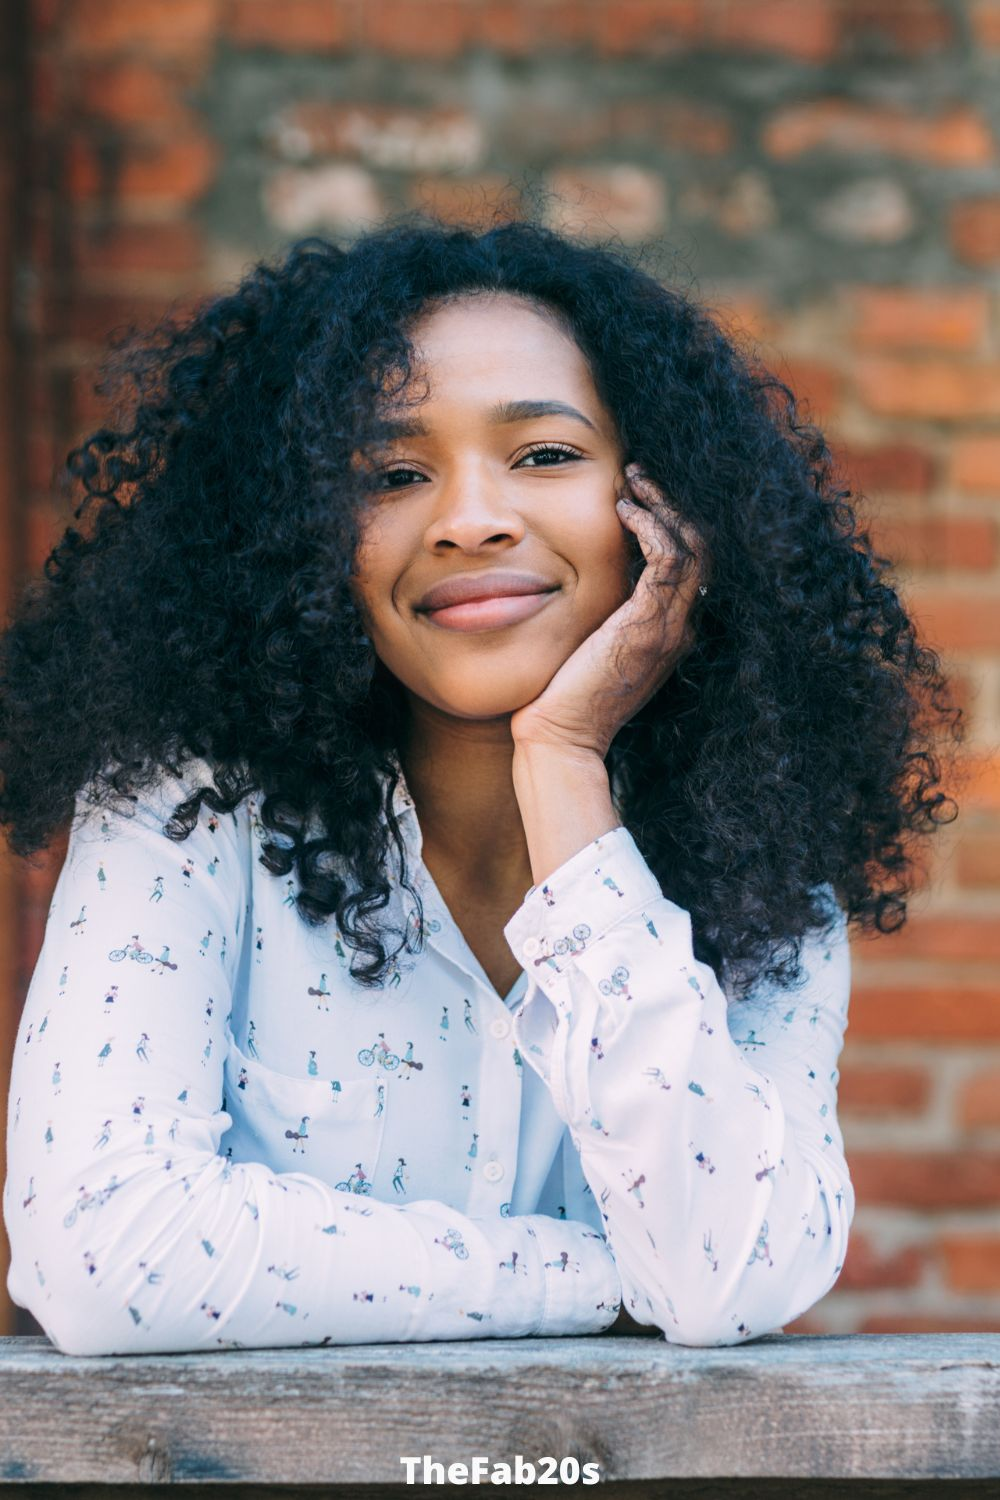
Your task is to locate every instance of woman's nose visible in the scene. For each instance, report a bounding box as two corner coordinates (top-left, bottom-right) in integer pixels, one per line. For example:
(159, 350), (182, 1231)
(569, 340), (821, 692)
(424, 471), (526, 549)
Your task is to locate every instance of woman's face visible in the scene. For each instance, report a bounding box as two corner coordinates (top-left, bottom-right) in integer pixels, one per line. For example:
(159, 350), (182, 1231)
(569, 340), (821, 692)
(350, 293), (634, 725)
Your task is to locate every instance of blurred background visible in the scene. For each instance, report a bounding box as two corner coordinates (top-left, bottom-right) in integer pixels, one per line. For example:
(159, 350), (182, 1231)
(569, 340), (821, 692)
(1, 0), (999, 1337)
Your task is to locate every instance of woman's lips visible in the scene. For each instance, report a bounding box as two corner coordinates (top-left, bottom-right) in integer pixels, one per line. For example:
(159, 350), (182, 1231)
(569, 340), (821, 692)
(421, 590), (558, 633)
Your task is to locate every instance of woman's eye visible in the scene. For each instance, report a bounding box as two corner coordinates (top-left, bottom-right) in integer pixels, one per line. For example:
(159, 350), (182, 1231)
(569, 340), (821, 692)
(516, 443), (583, 467)
(377, 444), (583, 489)
(378, 468), (423, 490)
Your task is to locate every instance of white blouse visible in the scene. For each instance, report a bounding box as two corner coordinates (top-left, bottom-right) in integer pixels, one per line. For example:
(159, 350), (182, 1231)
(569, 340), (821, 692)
(3, 754), (854, 1356)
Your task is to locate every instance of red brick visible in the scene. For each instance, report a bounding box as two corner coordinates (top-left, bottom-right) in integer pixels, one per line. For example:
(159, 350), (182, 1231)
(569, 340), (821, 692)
(66, 138), (101, 200)
(911, 591), (1000, 651)
(681, 168), (778, 238)
(67, 292), (184, 346)
(947, 669), (977, 720)
(227, 0), (358, 50)
(24, 502), (65, 576)
(27, 207), (54, 277)
(850, 1149), (1000, 1208)
(78, 61), (195, 128)
(951, 436), (1000, 494)
(963, 751), (1000, 813)
(609, 99), (734, 156)
(516, 0), (594, 46)
(949, 197), (1000, 268)
(31, 0), (62, 35)
(838, 1062), (933, 1116)
(956, 830), (1000, 889)
(363, 0), (474, 57)
(30, 53), (59, 121)
(69, 136), (218, 206)
(592, 0), (704, 57)
(861, 1313), (1000, 1333)
(124, 137), (218, 203)
(938, 1234), (1000, 1291)
(710, 293), (779, 345)
(71, 373), (116, 430)
(937, 667), (974, 722)
(847, 288), (989, 354)
(958, 1067), (1000, 1129)
(66, 0), (220, 62)
(762, 101), (995, 166)
(73, 222), (205, 278)
(712, 0), (838, 62)
(856, 912), (1000, 963)
(854, 358), (1000, 421)
(26, 431), (61, 493)
(778, 357), (842, 419)
(849, 984), (1000, 1041)
(407, 177), (522, 228)
(838, 0), (954, 56)
(971, 1), (1000, 50)
(832, 442), (936, 496)
(782, 1312), (831, 1334)
(837, 1230), (927, 1291)
(26, 375), (51, 423)
(866, 514), (997, 573)
(475, 0), (537, 55)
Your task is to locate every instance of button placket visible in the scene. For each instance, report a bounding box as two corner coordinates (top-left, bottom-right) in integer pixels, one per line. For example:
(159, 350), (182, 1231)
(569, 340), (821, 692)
(459, 976), (523, 1217)
(480, 1003), (513, 1187)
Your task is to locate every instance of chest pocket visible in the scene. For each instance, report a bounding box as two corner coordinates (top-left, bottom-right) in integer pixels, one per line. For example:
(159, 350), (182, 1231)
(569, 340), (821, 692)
(220, 1032), (388, 1196)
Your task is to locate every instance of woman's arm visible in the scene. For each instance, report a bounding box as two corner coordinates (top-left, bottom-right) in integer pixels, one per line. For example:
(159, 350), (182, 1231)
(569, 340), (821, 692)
(3, 763), (620, 1356)
(508, 746), (854, 1347)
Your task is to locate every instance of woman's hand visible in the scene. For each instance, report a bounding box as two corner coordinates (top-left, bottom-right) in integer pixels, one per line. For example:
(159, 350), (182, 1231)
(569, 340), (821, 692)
(509, 464), (708, 759)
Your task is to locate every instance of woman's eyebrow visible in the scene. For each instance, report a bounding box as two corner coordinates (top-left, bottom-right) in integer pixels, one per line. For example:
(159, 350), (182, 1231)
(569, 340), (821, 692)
(380, 399), (600, 439)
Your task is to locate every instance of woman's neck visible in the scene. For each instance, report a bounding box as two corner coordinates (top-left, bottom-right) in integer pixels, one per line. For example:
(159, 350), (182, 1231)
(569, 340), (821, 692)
(398, 716), (534, 898)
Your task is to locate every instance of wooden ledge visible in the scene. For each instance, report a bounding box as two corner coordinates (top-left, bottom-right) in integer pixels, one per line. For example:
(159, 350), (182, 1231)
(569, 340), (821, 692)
(1, 1332), (999, 1496)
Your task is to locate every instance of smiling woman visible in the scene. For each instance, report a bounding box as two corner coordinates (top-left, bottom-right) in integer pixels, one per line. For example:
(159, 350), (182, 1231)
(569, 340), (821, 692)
(0, 211), (966, 1357)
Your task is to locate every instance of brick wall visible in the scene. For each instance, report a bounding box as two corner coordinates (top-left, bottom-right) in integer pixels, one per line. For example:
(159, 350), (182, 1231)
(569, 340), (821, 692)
(3, 0), (999, 1336)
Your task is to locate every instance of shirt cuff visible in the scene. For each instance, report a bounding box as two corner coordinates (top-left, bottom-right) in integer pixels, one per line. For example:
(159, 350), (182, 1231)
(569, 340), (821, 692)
(528, 1216), (622, 1336)
(503, 826), (664, 1007)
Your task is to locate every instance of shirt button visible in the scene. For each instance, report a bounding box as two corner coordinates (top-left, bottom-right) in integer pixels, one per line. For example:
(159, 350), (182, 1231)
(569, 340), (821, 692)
(483, 1161), (505, 1183)
(489, 1018), (510, 1040)
(522, 936), (541, 957)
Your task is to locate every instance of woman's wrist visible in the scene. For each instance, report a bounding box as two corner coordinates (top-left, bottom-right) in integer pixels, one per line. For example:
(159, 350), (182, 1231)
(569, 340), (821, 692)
(510, 739), (619, 888)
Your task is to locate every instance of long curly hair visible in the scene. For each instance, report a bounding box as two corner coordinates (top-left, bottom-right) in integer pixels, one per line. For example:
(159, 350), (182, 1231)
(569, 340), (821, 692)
(0, 210), (967, 1000)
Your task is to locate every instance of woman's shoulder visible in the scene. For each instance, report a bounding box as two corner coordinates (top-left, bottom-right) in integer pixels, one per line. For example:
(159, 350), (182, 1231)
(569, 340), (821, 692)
(71, 752), (254, 842)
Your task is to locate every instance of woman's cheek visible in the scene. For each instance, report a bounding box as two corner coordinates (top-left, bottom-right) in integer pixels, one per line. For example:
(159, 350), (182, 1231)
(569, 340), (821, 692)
(592, 517), (639, 609)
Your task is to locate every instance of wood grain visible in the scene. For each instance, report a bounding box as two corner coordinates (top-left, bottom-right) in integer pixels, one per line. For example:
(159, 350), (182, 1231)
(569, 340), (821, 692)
(1, 1331), (999, 1492)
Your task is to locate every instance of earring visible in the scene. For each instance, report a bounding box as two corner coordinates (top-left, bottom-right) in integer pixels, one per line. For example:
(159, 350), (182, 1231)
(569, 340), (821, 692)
(698, 585), (708, 596)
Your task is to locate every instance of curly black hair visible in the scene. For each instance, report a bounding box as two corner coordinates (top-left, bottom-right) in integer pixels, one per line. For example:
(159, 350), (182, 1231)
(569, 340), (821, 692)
(0, 209), (967, 1001)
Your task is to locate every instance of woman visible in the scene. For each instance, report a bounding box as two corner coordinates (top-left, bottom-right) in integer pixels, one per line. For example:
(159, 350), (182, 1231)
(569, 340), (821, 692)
(0, 215), (964, 1356)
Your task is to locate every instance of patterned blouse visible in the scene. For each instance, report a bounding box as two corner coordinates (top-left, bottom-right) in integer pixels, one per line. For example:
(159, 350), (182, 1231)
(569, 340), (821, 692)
(3, 754), (854, 1356)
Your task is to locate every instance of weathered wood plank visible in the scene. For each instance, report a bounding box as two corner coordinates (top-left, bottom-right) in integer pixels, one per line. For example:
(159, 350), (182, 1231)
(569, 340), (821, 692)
(1, 1485), (999, 1500)
(1, 1333), (998, 1489)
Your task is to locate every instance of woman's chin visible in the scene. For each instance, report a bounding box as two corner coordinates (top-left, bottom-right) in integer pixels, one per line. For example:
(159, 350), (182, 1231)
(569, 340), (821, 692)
(418, 682), (557, 725)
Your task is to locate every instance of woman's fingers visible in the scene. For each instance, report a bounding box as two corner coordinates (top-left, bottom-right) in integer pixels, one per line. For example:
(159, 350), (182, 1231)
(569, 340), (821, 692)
(620, 467), (706, 595)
